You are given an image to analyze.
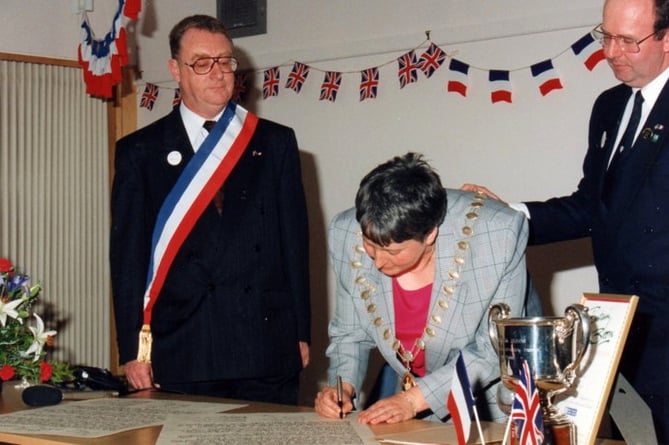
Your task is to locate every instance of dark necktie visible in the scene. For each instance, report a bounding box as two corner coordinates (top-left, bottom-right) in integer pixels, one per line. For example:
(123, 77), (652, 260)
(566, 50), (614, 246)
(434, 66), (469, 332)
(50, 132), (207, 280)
(203, 120), (217, 132)
(202, 120), (223, 214)
(609, 90), (644, 170)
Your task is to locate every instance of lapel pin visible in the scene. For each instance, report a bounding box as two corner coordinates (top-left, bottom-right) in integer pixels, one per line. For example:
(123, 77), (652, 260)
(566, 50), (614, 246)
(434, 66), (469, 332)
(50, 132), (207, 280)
(167, 150), (182, 166)
(641, 128), (654, 140)
(252, 150), (263, 157)
(654, 124), (664, 131)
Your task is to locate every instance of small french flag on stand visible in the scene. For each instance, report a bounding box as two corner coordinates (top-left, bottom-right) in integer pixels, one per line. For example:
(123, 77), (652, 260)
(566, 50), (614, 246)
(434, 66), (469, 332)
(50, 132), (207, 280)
(447, 351), (484, 445)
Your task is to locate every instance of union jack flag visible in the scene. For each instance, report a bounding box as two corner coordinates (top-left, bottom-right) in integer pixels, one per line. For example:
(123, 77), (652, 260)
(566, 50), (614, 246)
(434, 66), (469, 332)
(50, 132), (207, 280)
(359, 67), (379, 101)
(172, 88), (181, 108)
(397, 50), (419, 88)
(140, 83), (159, 110)
(233, 72), (248, 102)
(511, 360), (545, 445)
(418, 42), (446, 78)
(286, 62), (310, 93)
(319, 71), (342, 102)
(263, 67), (280, 99)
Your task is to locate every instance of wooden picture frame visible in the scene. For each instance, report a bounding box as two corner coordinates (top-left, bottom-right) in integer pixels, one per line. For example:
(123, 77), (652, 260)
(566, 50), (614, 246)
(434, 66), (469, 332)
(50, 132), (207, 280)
(555, 293), (638, 445)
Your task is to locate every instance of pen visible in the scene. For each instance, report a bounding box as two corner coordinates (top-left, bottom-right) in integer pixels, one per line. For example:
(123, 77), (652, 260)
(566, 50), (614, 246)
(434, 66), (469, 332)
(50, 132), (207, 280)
(336, 375), (344, 419)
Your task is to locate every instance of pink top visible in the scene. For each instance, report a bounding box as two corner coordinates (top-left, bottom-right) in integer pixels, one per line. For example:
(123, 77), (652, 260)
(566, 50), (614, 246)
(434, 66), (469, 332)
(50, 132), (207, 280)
(392, 278), (432, 377)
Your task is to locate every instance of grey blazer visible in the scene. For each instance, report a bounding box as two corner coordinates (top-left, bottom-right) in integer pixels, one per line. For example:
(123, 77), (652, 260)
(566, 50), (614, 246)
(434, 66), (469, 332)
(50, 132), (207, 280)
(326, 189), (528, 421)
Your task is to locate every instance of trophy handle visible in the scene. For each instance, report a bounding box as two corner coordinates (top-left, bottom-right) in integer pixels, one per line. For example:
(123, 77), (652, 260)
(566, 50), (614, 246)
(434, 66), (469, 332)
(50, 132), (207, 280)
(563, 304), (591, 378)
(488, 303), (511, 353)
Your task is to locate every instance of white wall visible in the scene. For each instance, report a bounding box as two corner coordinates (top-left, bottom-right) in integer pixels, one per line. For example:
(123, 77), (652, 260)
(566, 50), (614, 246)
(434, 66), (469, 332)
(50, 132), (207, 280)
(1, 0), (617, 404)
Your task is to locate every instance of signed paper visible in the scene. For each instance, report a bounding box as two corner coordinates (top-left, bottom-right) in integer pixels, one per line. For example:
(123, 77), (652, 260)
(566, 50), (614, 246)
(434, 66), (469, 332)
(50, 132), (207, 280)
(0, 398), (244, 438)
(156, 411), (377, 445)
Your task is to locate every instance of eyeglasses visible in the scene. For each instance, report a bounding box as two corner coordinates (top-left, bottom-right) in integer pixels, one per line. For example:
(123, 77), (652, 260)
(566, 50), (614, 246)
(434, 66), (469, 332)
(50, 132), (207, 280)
(591, 25), (658, 53)
(182, 56), (239, 75)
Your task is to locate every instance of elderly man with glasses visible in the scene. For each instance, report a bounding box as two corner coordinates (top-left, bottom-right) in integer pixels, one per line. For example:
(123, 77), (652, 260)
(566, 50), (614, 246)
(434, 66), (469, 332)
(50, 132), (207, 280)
(464, 0), (669, 441)
(110, 14), (311, 405)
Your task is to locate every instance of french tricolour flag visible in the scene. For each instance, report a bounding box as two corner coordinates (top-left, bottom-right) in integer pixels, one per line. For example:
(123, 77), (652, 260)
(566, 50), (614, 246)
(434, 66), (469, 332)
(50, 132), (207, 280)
(571, 33), (606, 71)
(489, 70), (512, 103)
(447, 352), (476, 445)
(530, 60), (563, 96)
(447, 59), (470, 97)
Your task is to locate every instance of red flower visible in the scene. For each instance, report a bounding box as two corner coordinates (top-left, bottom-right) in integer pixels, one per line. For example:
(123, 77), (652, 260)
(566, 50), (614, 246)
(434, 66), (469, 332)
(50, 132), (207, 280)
(39, 362), (53, 383)
(0, 257), (12, 274)
(0, 364), (15, 381)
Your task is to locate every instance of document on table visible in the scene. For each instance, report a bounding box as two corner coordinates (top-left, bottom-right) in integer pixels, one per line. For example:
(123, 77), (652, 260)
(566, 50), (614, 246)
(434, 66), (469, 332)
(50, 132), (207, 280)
(156, 411), (377, 445)
(0, 398), (244, 438)
(375, 421), (506, 445)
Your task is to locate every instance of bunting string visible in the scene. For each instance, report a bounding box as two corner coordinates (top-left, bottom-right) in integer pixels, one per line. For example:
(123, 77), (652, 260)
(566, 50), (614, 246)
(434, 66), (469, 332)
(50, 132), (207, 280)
(134, 30), (605, 109)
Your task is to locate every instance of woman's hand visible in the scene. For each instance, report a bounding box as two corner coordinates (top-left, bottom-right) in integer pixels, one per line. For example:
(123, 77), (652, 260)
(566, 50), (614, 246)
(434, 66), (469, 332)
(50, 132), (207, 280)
(357, 390), (421, 425)
(315, 382), (355, 419)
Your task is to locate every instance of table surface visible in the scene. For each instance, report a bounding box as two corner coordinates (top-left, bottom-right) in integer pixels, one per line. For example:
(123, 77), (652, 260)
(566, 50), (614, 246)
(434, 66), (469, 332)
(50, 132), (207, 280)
(0, 388), (454, 445)
(0, 386), (625, 444)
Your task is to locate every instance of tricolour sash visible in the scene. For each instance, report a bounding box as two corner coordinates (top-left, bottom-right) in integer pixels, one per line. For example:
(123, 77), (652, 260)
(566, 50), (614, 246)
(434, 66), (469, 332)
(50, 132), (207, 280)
(137, 102), (259, 363)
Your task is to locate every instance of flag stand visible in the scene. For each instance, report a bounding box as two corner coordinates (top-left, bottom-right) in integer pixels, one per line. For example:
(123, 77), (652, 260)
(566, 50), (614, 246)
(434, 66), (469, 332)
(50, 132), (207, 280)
(472, 407), (486, 445)
(501, 413), (513, 445)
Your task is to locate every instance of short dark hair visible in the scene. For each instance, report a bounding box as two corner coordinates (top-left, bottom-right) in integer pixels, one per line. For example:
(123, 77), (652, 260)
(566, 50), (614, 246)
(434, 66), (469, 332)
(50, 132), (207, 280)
(355, 152), (447, 246)
(169, 15), (232, 59)
(655, 0), (669, 35)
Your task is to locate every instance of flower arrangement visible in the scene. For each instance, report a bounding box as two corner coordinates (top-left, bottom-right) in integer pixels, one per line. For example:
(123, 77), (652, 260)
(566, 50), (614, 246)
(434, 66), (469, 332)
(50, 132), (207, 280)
(0, 257), (72, 384)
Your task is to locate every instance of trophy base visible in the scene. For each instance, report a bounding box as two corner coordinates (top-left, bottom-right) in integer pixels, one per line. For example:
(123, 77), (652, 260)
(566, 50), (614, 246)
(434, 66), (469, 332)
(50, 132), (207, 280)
(543, 421), (576, 445)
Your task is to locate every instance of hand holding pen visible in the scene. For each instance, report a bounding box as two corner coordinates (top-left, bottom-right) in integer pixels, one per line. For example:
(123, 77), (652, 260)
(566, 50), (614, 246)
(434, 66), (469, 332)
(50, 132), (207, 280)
(313, 375), (353, 419)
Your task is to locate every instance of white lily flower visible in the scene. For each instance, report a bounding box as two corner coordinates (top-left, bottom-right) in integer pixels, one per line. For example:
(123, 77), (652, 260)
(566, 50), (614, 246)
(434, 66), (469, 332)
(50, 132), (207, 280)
(24, 314), (57, 362)
(0, 298), (22, 327)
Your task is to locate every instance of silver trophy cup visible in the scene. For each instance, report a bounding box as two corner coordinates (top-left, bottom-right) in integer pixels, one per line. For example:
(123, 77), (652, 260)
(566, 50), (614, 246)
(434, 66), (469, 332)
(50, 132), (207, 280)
(488, 303), (590, 443)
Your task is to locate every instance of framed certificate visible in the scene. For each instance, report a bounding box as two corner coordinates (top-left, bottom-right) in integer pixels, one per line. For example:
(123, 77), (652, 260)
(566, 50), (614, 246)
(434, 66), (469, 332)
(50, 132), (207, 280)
(556, 293), (638, 445)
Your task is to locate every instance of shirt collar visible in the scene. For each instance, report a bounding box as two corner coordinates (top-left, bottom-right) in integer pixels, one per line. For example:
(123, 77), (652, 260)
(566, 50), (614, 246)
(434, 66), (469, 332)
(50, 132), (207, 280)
(179, 103), (224, 149)
(638, 66), (669, 109)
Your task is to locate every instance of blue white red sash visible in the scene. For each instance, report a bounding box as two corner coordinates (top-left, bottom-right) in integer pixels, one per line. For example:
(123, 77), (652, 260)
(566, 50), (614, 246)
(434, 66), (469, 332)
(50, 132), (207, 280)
(137, 102), (258, 362)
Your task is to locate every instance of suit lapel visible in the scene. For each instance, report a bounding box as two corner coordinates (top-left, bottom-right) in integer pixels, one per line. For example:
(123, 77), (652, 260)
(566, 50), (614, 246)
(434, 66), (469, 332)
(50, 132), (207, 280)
(604, 79), (669, 223)
(423, 193), (472, 372)
(596, 86), (631, 196)
(159, 109), (194, 180)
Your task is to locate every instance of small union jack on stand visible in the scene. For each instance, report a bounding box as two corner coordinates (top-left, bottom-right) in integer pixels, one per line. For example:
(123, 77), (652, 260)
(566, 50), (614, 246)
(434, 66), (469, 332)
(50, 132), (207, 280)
(502, 360), (577, 445)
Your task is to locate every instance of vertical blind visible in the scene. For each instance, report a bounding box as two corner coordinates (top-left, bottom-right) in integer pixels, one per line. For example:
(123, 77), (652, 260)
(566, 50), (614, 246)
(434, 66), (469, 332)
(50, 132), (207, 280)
(0, 58), (110, 369)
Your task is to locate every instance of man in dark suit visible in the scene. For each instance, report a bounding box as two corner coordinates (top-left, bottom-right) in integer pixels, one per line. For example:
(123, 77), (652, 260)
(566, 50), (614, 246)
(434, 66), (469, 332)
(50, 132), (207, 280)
(465, 0), (669, 440)
(110, 14), (310, 405)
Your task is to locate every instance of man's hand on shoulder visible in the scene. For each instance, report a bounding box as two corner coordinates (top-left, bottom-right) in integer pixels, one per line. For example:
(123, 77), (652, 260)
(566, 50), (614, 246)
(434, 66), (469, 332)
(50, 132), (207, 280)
(460, 183), (506, 203)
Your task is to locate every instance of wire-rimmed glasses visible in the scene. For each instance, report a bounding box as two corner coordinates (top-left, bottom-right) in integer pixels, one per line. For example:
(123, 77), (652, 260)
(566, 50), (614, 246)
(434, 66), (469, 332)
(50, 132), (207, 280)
(591, 25), (658, 53)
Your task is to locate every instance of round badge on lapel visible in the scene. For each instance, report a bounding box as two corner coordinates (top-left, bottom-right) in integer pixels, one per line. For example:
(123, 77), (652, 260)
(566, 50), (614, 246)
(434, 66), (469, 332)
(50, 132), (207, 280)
(167, 150), (182, 166)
